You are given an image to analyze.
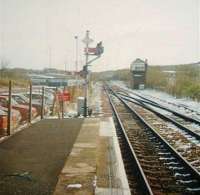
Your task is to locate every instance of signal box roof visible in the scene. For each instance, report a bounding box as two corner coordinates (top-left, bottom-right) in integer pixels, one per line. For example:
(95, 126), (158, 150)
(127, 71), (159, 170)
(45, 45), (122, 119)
(130, 58), (147, 72)
(132, 58), (145, 64)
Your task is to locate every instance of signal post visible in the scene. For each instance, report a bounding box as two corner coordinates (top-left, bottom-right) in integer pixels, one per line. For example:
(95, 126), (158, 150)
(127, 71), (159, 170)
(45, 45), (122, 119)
(82, 30), (104, 117)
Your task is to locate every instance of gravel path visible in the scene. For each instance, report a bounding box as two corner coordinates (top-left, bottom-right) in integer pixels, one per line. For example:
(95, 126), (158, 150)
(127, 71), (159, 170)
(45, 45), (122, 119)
(0, 118), (83, 195)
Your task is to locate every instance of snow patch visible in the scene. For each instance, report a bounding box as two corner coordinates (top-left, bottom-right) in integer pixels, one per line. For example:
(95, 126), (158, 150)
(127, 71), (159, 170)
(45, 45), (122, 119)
(67, 184), (82, 188)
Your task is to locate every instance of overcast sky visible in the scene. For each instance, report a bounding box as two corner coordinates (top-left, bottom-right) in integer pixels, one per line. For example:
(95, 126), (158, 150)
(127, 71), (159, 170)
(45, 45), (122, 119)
(0, 0), (199, 71)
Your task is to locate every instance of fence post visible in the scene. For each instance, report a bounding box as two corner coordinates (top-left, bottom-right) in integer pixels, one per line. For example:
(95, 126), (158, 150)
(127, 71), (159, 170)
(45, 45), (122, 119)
(62, 100), (64, 119)
(7, 80), (12, 135)
(41, 86), (45, 119)
(28, 82), (32, 123)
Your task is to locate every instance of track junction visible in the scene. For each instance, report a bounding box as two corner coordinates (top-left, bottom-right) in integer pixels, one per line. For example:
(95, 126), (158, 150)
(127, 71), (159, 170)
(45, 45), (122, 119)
(105, 84), (200, 194)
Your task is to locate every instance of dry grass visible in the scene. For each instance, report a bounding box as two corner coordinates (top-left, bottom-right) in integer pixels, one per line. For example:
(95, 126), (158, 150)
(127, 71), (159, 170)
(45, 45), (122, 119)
(0, 78), (29, 87)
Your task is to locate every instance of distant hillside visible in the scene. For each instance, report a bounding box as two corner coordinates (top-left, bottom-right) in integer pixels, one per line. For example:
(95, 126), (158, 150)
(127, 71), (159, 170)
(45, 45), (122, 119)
(0, 68), (29, 87)
(91, 62), (200, 100)
(91, 69), (130, 81)
(151, 62), (200, 71)
(91, 62), (200, 81)
(0, 67), (74, 86)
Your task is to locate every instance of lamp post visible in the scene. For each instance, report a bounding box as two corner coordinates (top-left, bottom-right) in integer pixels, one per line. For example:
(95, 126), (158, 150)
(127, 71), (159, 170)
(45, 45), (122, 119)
(48, 46), (52, 69)
(74, 36), (78, 84)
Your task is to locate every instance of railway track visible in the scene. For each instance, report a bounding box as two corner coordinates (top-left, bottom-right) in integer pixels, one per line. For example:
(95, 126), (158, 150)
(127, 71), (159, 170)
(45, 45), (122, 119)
(123, 89), (200, 125)
(114, 87), (200, 173)
(105, 85), (200, 194)
(118, 92), (200, 139)
(134, 91), (200, 118)
(118, 87), (200, 119)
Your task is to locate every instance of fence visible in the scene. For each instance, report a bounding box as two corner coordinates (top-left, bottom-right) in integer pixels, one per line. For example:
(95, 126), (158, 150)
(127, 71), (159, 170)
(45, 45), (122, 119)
(0, 81), (86, 139)
(0, 81), (51, 138)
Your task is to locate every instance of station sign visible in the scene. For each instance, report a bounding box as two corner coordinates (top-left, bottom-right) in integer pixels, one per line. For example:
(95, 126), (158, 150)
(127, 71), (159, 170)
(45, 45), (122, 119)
(57, 90), (70, 102)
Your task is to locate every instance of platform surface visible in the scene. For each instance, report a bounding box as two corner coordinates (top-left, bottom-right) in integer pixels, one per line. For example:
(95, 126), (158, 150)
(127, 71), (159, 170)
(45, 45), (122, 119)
(54, 117), (131, 195)
(54, 118), (99, 195)
(0, 118), (83, 195)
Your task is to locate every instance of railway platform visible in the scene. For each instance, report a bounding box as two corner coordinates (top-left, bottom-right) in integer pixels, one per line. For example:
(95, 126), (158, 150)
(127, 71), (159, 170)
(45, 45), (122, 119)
(0, 118), (83, 195)
(54, 117), (130, 195)
(0, 84), (131, 195)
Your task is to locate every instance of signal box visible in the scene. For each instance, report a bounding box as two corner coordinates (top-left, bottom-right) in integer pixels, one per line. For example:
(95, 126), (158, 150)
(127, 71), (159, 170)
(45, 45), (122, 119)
(130, 58), (148, 89)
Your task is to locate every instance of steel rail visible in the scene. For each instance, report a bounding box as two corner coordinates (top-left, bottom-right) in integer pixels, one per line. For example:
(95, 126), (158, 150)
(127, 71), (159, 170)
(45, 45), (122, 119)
(124, 90), (200, 125)
(105, 86), (154, 195)
(119, 93), (200, 141)
(131, 91), (200, 115)
(108, 86), (200, 181)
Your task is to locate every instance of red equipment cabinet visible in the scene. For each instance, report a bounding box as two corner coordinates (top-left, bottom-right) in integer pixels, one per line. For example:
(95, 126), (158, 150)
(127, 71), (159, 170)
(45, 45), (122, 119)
(62, 90), (70, 101)
(56, 90), (70, 102)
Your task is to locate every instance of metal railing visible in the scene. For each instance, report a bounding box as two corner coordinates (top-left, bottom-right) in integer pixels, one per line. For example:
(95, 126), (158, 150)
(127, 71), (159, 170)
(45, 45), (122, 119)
(0, 81), (49, 138)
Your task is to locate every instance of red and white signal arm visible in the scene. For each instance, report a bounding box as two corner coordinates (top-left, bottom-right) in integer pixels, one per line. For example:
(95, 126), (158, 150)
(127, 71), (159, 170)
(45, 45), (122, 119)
(84, 47), (96, 54)
(62, 90), (70, 101)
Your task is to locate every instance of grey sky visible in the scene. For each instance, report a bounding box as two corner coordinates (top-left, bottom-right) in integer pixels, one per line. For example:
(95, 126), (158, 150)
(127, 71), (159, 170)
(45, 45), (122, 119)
(0, 0), (199, 71)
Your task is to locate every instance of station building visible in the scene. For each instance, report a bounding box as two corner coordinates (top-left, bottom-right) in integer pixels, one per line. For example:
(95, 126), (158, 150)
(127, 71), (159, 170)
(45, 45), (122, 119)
(130, 58), (148, 89)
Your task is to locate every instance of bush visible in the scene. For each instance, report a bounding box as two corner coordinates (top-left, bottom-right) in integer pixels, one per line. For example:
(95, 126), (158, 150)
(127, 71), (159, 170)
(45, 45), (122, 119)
(146, 65), (200, 101)
(146, 66), (167, 89)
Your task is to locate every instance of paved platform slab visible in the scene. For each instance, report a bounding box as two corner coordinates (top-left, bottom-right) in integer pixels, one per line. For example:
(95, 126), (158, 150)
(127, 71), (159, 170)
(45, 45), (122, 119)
(96, 117), (131, 195)
(54, 118), (99, 195)
(0, 118), (83, 195)
(54, 117), (131, 195)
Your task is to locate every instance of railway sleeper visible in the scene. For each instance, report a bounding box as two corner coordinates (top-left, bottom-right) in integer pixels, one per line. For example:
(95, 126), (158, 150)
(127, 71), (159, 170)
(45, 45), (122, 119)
(140, 164), (171, 170)
(147, 175), (176, 183)
(148, 180), (180, 192)
(143, 169), (172, 177)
